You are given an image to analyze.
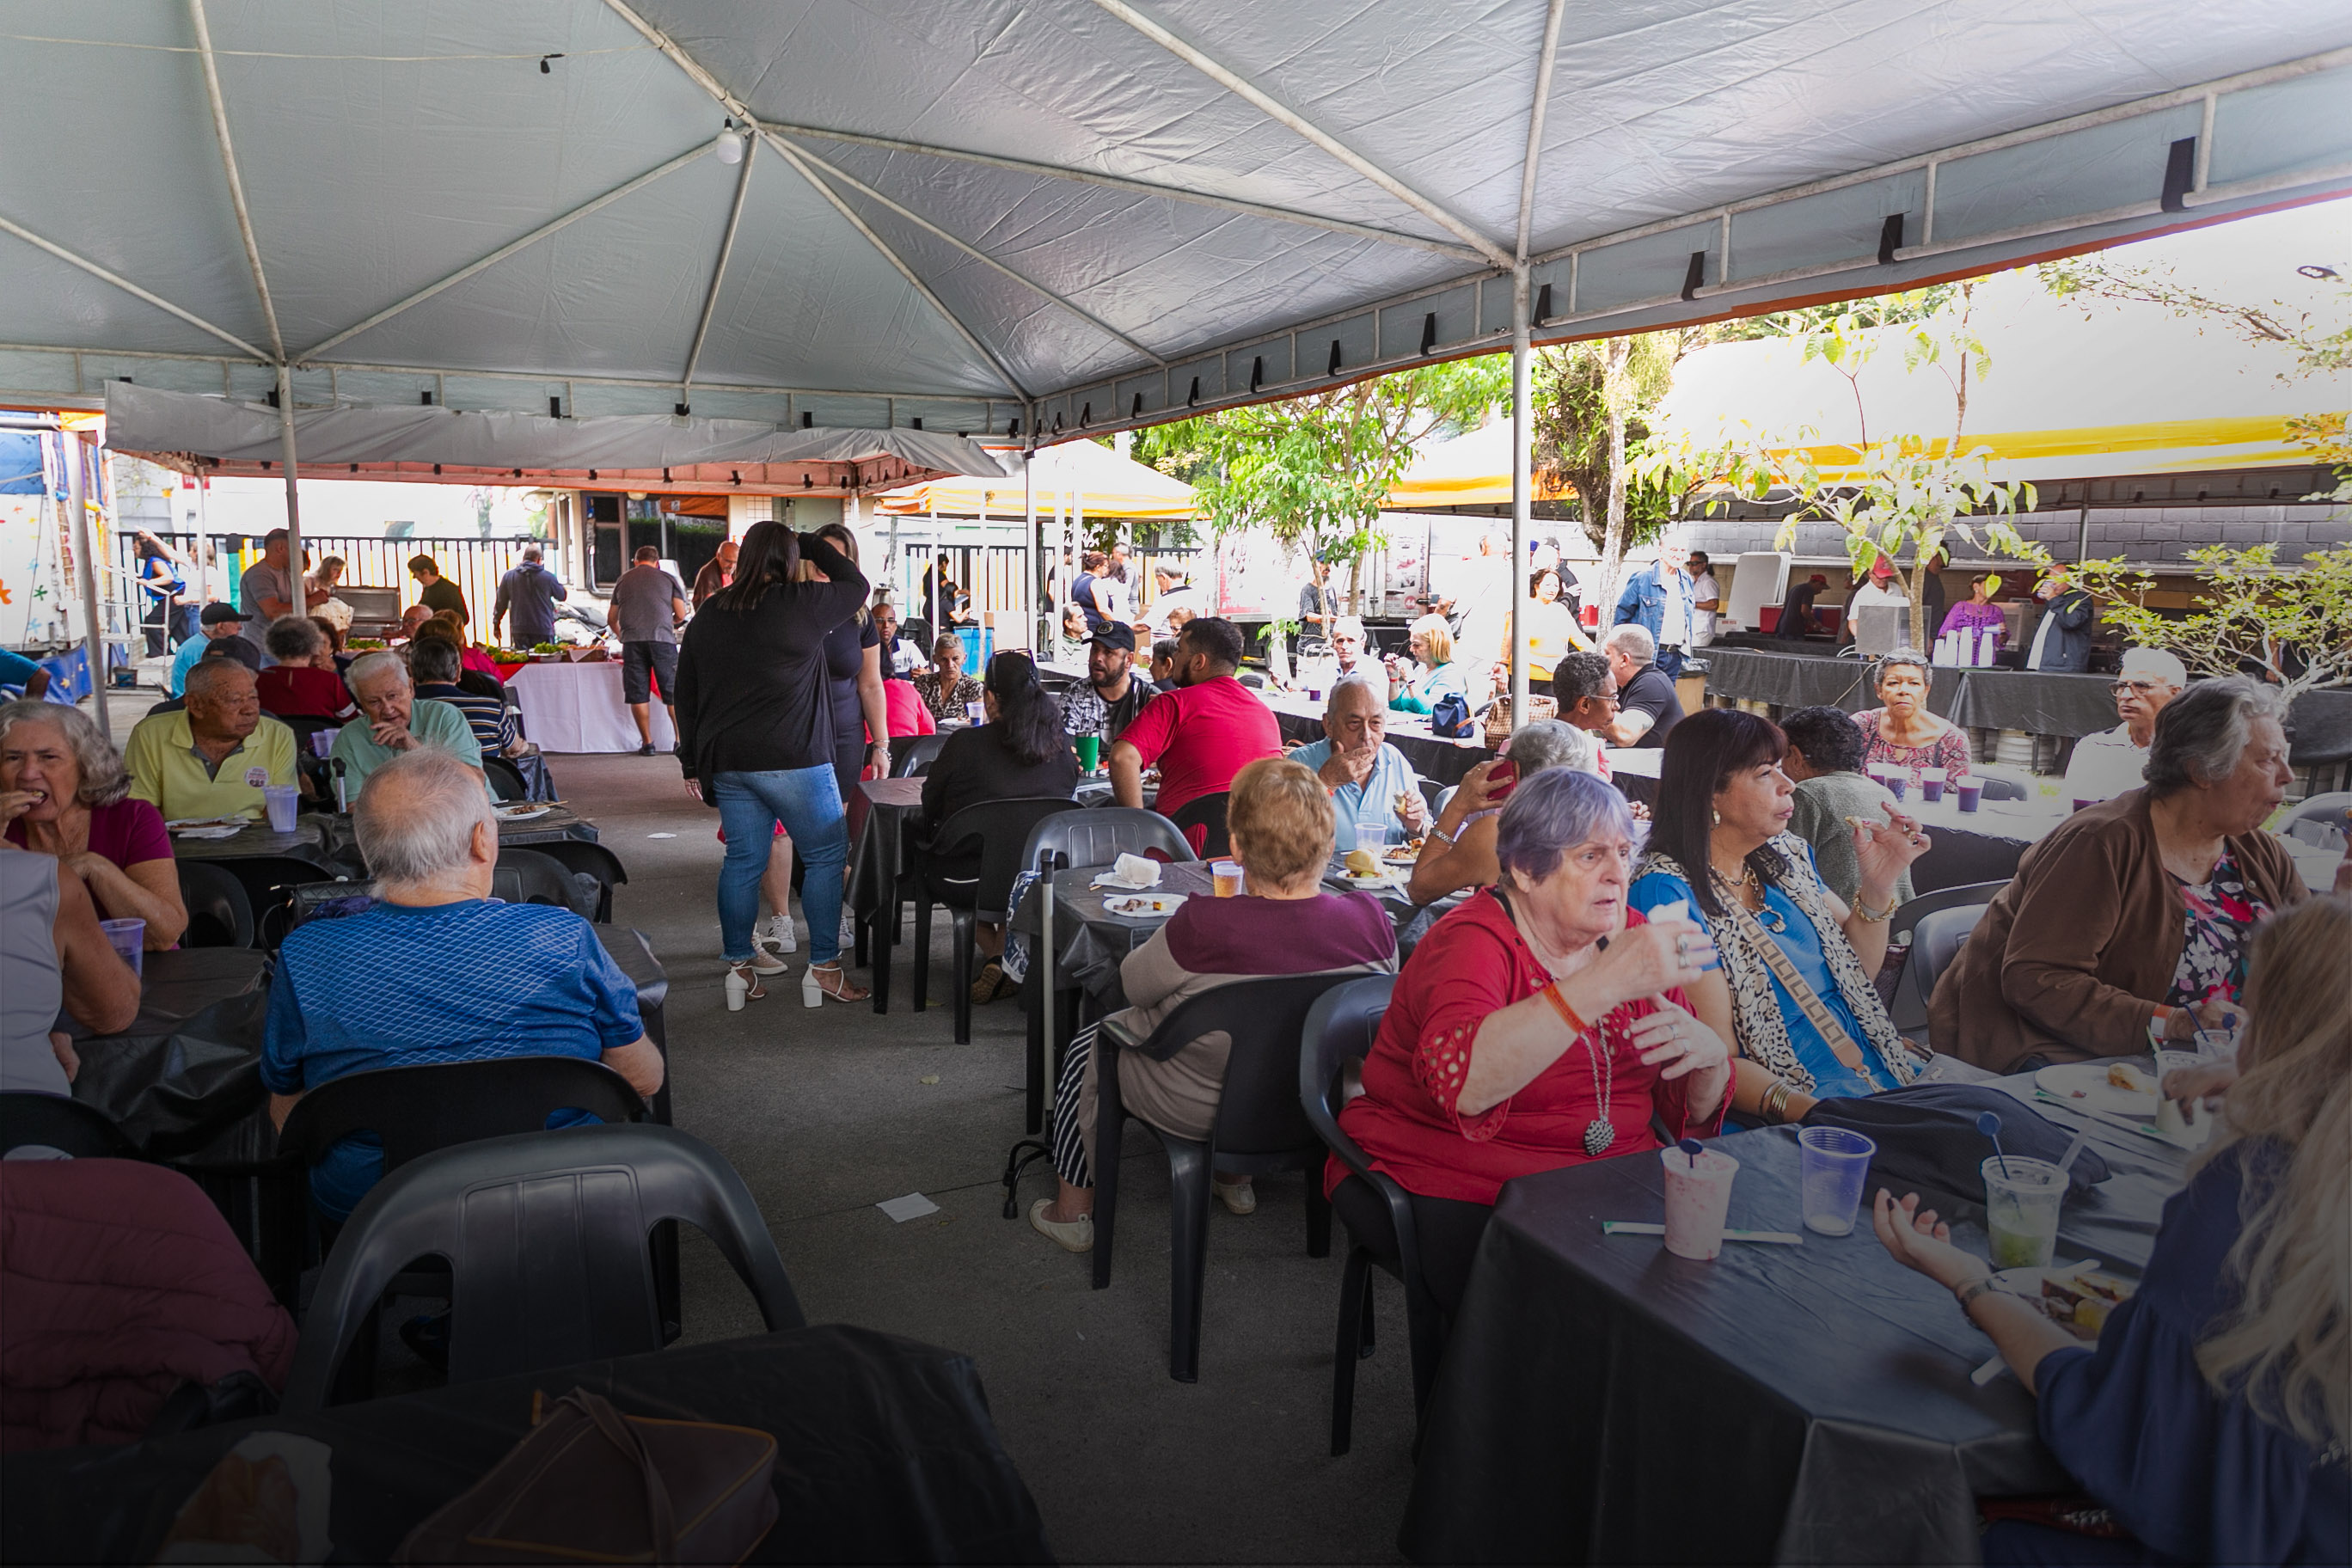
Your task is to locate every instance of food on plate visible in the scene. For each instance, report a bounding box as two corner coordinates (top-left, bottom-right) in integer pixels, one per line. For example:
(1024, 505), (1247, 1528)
(160, 1450), (303, 1565)
(1343, 848), (1382, 878)
(2106, 1062), (2155, 1094)
(2033, 1265), (2137, 1338)
(1382, 839), (1424, 864)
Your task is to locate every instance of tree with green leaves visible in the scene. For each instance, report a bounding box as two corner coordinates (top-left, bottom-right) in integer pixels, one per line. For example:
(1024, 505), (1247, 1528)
(1530, 329), (1695, 609)
(1132, 356), (1506, 609)
(2048, 543), (2352, 702)
(1642, 285), (2040, 651)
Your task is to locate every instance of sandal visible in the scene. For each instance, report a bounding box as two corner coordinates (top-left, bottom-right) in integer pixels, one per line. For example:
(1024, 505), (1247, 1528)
(802, 962), (870, 1008)
(725, 962), (767, 1012)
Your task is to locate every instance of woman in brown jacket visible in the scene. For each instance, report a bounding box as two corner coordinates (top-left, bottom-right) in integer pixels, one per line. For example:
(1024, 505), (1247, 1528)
(1932, 678), (2318, 1075)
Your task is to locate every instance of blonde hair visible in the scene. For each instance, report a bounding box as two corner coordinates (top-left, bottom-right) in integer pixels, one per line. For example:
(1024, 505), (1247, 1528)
(1408, 614), (1454, 667)
(1225, 757), (1333, 889)
(2192, 894), (2349, 1449)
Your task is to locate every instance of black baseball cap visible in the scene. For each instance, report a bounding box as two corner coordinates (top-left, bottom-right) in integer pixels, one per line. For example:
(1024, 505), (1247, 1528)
(199, 636), (261, 671)
(198, 602), (247, 627)
(1089, 622), (1136, 654)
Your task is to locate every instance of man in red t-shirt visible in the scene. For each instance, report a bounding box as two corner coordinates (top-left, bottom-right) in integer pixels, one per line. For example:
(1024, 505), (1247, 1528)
(1109, 617), (1282, 848)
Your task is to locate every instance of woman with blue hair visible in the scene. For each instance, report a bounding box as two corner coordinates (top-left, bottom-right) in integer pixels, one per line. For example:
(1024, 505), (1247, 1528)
(1332, 767), (1734, 1316)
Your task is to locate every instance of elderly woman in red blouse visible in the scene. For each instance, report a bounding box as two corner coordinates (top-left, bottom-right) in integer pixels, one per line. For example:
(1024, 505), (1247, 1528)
(1333, 766), (1735, 1315)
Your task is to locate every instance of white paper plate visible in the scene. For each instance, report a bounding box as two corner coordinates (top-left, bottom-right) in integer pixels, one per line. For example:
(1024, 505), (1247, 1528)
(493, 805), (551, 822)
(1103, 892), (1186, 917)
(1336, 868), (1398, 888)
(2035, 1060), (2159, 1118)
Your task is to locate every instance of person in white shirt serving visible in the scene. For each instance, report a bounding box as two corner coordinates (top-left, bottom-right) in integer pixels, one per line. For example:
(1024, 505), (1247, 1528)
(1687, 551), (1721, 647)
(2061, 646), (2187, 805)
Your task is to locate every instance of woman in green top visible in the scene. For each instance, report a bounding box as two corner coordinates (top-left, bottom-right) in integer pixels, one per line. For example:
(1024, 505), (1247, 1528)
(1385, 614), (1471, 715)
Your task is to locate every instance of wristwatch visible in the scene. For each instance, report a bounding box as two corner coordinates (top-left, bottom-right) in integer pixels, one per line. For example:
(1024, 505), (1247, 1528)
(1954, 1275), (2001, 1314)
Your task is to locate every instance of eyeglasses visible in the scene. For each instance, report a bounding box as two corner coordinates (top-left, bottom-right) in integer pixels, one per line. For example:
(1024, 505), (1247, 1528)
(2110, 680), (2165, 696)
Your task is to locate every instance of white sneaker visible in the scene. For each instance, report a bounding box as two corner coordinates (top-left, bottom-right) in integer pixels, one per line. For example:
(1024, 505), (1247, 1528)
(756, 914), (798, 954)
(743, 948), (789, 977)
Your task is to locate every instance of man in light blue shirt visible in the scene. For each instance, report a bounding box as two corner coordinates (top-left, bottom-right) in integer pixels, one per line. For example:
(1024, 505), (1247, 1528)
(167, 603), (248, 696)
(1289, 677), (1430, 853)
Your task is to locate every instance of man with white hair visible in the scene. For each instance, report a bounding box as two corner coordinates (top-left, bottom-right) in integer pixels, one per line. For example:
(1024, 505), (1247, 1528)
(1287, 677), (1429, 852)
(1601, 623), (1684, 750)
(1292, 615), (1371, 693)
(330, 650), (485, 799)
(2062, 646), (2190, 805)
(261, 749), (663, 1219)
(1612, 533), (1697, 678)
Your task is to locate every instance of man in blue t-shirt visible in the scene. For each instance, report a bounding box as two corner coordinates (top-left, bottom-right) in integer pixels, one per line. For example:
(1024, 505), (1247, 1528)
(167, 603), (248, 697)
(261, 749), (662, 1218)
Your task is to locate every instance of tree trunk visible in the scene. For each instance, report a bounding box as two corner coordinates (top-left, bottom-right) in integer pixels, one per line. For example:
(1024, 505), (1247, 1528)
(1910, 553), (1930, 652)
(1598, 335), (1632, 616)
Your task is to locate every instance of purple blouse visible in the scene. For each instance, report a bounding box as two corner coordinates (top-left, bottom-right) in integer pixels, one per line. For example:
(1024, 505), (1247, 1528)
(1938, 600), (2008, 648)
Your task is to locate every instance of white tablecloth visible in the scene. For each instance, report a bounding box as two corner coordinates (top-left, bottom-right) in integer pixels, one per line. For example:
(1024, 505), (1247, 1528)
(511, 660), (677, 753)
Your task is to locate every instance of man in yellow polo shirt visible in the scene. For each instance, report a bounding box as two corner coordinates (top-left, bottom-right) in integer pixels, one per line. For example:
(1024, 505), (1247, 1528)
(125, 660), (297, 821)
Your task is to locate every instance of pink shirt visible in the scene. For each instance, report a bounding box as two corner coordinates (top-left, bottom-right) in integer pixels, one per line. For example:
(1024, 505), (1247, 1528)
(1112, 674), (1283, 828)
(7, 796), (174, 870)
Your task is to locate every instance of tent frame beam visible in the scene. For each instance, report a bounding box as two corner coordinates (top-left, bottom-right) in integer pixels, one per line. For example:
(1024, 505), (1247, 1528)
(187, 0), (285, 363)
(681, 131), (756, 401)
(0, 216), (268, 362)
(1089, 0), (1514, 269)
(298, 143), (710, 363)
(1506, 0), (1565, 722)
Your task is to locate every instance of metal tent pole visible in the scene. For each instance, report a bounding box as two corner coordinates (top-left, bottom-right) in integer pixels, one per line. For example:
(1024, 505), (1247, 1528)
(276, 364), (308, 617)
(1509, 262), (1533, 722)
(64, 429), (108, 734)
(1024, 444), (1038, 652)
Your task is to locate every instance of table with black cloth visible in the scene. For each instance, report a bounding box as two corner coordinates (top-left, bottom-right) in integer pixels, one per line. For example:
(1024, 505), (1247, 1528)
(0, 1326), (1052, 1565)
(847, 775), (939, 1014)
(1398, 1074), (2190, 1566)
(1945, 669), (2122, 739)
(490, 799), (604, 850)
(1700, 646), (1963, 717)
(167, 816), (357, 873)
(2288, 686), (2352, 770)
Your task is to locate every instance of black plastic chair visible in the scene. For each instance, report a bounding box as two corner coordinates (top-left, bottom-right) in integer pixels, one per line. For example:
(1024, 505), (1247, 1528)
(1976, 775), (2027, 802)
(1889, 879), (2008, 944)
(274, 1057), (649, 1180)
(1093, 972), (1358, 1382)
(279, 1124), (803, 1412)
(482, 754), (530, 803)
(524, 838), (627, 923)
(2284, 790), (2351, 848)
(891, 732), (950, 777)
(1298, 977), (1448, 1455)
(1911, 903), (1990, 1019)
(175, 860), (256, 948)
(0, 1091), (136, 1159)
(497, 846), (600, 920)
(910, 796), (1076, 1043)
(1167, 791), (1231, 857)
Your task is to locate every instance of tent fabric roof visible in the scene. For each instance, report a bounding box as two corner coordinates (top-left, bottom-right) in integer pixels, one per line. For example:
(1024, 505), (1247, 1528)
(3, 4), (2349, 451)
(877, 438), (1194, 519)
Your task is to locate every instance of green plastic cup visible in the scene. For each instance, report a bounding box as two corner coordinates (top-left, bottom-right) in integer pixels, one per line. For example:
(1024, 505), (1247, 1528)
(1075, 734), (1102, 771)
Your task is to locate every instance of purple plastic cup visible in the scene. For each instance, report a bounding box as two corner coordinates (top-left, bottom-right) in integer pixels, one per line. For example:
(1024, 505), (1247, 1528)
(1920, 766), (1946, 804)
(1955, 781), (1982, 813)
(1885, 775), (1908, 803)
(2072, 799), (2093, 812)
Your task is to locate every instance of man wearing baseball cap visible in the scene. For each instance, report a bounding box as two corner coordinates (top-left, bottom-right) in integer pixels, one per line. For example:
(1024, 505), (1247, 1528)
(167, 603), (247, 698)
(1058, 622), (1159, 744)
(2062, 646), (2189, 805)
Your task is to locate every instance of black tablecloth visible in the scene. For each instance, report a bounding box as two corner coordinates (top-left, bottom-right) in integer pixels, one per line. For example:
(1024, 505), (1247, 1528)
(168, 817), (357, 872)
(1945, 671), (2119, 739)
(0, 1326), (1052, 1565)
(1400, 1077), (2188, 1565)
(2288, 688), (2352, 767)
(1700, 647), (1957, 715)
(1703, 649), (2135, 740)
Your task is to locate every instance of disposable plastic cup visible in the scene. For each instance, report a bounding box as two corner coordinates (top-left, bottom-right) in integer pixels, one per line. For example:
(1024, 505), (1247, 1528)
(1798, 1126), (1877, 1236)
(1920, 767), (1946, 803)
(1355, 816), (1393, 851)
(1661, 1145), (1740, 1260)
(1211, 859), (1246, 897)
(1884, 775), (1908, 803)
(2153, 1050), (2202, 1136)
(2073, 799), (2094, 813)
(1307, 687), (1323, 701)
(1074, 734), (1101, 771)
(1981, 1155), (2067, 1270)
(1955, 782), (1983, 813)
(309, 731), (335, 759)
(99, 916), (144, 979)
(262, 784), (299, 832)
(965, 701), (986, 724)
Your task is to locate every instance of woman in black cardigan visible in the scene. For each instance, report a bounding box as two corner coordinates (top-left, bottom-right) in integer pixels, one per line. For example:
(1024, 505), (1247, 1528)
(677, 521), (871, 1008)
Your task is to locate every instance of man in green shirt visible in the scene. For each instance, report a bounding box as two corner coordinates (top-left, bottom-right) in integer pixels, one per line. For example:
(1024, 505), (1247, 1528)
(333, 651), (488, 802)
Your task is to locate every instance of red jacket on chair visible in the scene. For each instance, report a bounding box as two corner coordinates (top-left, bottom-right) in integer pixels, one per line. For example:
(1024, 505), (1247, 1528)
(1, 1158), (297, 1451)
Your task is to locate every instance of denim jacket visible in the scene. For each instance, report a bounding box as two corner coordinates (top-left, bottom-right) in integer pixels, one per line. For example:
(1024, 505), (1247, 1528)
(1613, 563), (1693, 647)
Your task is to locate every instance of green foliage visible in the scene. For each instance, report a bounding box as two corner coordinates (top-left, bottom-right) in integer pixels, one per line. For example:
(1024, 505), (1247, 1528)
(1130, 357), (1508, 586)
(1530, 332), (1687, 554)
(2060, 544), (2352, 701)
(1708, 286), (1957, 344)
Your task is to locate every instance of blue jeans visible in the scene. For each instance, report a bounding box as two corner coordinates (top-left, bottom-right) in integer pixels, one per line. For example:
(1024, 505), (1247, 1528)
(713, 766), (848, 966)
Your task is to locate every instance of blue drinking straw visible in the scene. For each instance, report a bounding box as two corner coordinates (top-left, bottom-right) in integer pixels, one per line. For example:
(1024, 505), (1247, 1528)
(1976, 1111), (2012, 1179)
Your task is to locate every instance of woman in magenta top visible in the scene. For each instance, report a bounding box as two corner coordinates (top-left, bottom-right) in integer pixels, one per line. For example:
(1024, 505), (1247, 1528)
(1, 700), (187, 948)
(1936, 573), (2009, 651)
(1333, 768), (1732, 1314)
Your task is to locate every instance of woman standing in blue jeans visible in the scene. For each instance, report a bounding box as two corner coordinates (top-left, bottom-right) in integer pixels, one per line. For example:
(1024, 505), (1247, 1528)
(677, 521), (872, 1009)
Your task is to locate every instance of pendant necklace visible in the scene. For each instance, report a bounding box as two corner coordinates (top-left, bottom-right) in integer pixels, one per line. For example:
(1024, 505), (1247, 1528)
(1581, 1026), (1615, 1156)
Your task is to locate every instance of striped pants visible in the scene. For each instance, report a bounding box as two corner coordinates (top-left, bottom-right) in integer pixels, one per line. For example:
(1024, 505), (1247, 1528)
(1049, 1023), (1101, 1189)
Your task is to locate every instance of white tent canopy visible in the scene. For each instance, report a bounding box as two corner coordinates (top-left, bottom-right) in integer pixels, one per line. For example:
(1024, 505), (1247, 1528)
(3, 3), (2348, 440)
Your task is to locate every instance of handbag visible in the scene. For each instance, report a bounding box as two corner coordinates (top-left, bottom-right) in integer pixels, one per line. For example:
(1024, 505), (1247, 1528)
(397, 1388), (778, 1565)
(1429, 690), (1474, 739)
(1482, 691), (1557, 748)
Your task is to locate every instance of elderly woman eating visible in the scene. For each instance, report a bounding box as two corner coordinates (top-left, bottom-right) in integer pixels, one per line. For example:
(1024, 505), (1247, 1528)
(1628, 708), (1931, 1126)
(1935, 677), (2320, 1073)
(1336, 768), (1731, 1316)
(1028, 757), (1398, 1253)
(1853, 649), (1970, 784)
(1, 701), (187, 949)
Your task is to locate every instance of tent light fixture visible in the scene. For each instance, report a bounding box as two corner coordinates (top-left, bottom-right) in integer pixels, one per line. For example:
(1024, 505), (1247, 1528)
(539, 53), (563, 74)
(715, 119), (746, 164)
(1079, 402), (1091, 426)
(588, 469), (597, 481)
(1418, 313), (1436, 354)
(911, 416), (922, 430)
(1186, 377), (1199, 407)
(1328, 339), (1343, 376)
(675, 401), (689, 416)
(1249, 356), (1263, 392)
(1130, 394), (1143, 419)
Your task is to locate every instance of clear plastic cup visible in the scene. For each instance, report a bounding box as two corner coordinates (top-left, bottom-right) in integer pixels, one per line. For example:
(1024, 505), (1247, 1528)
(965, 700), (986, 724)
(262, 784), (299, 832)
(1354, 815), (1393, 851)
(1919, 766), (1946, 803)
(1981, 1155), (2067, 1270)
(1211, 859), (1245, 897)
(1955, 781), (1982, 813)
(2153, 1049), (2202, 1136)
(309, 730), (335, 759)
(1661, 1145), (1739, 1260)
(1798, 1126), (1877, 1235)
(2072, 798), (2093, 813)
(99, 916), (144, 979)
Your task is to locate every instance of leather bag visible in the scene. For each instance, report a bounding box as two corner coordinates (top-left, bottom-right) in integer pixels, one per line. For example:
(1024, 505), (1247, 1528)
(1482, 691), (1557, 748)
(398, 1388), (778, 1565)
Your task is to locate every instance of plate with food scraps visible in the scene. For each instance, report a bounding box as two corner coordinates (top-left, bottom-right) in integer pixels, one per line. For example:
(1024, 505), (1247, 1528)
(1103, 892), (1186, 917)
(492, 804), (551, 822)
(167, 816), (247, 831)
(2035, 1059), (2161, 1118)
(1992, 1260), (2136, 1340)
(1381, 842), (1424, 867)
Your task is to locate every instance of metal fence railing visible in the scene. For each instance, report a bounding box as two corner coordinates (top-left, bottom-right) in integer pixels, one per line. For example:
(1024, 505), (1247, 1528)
(119, 532), (550, 640)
